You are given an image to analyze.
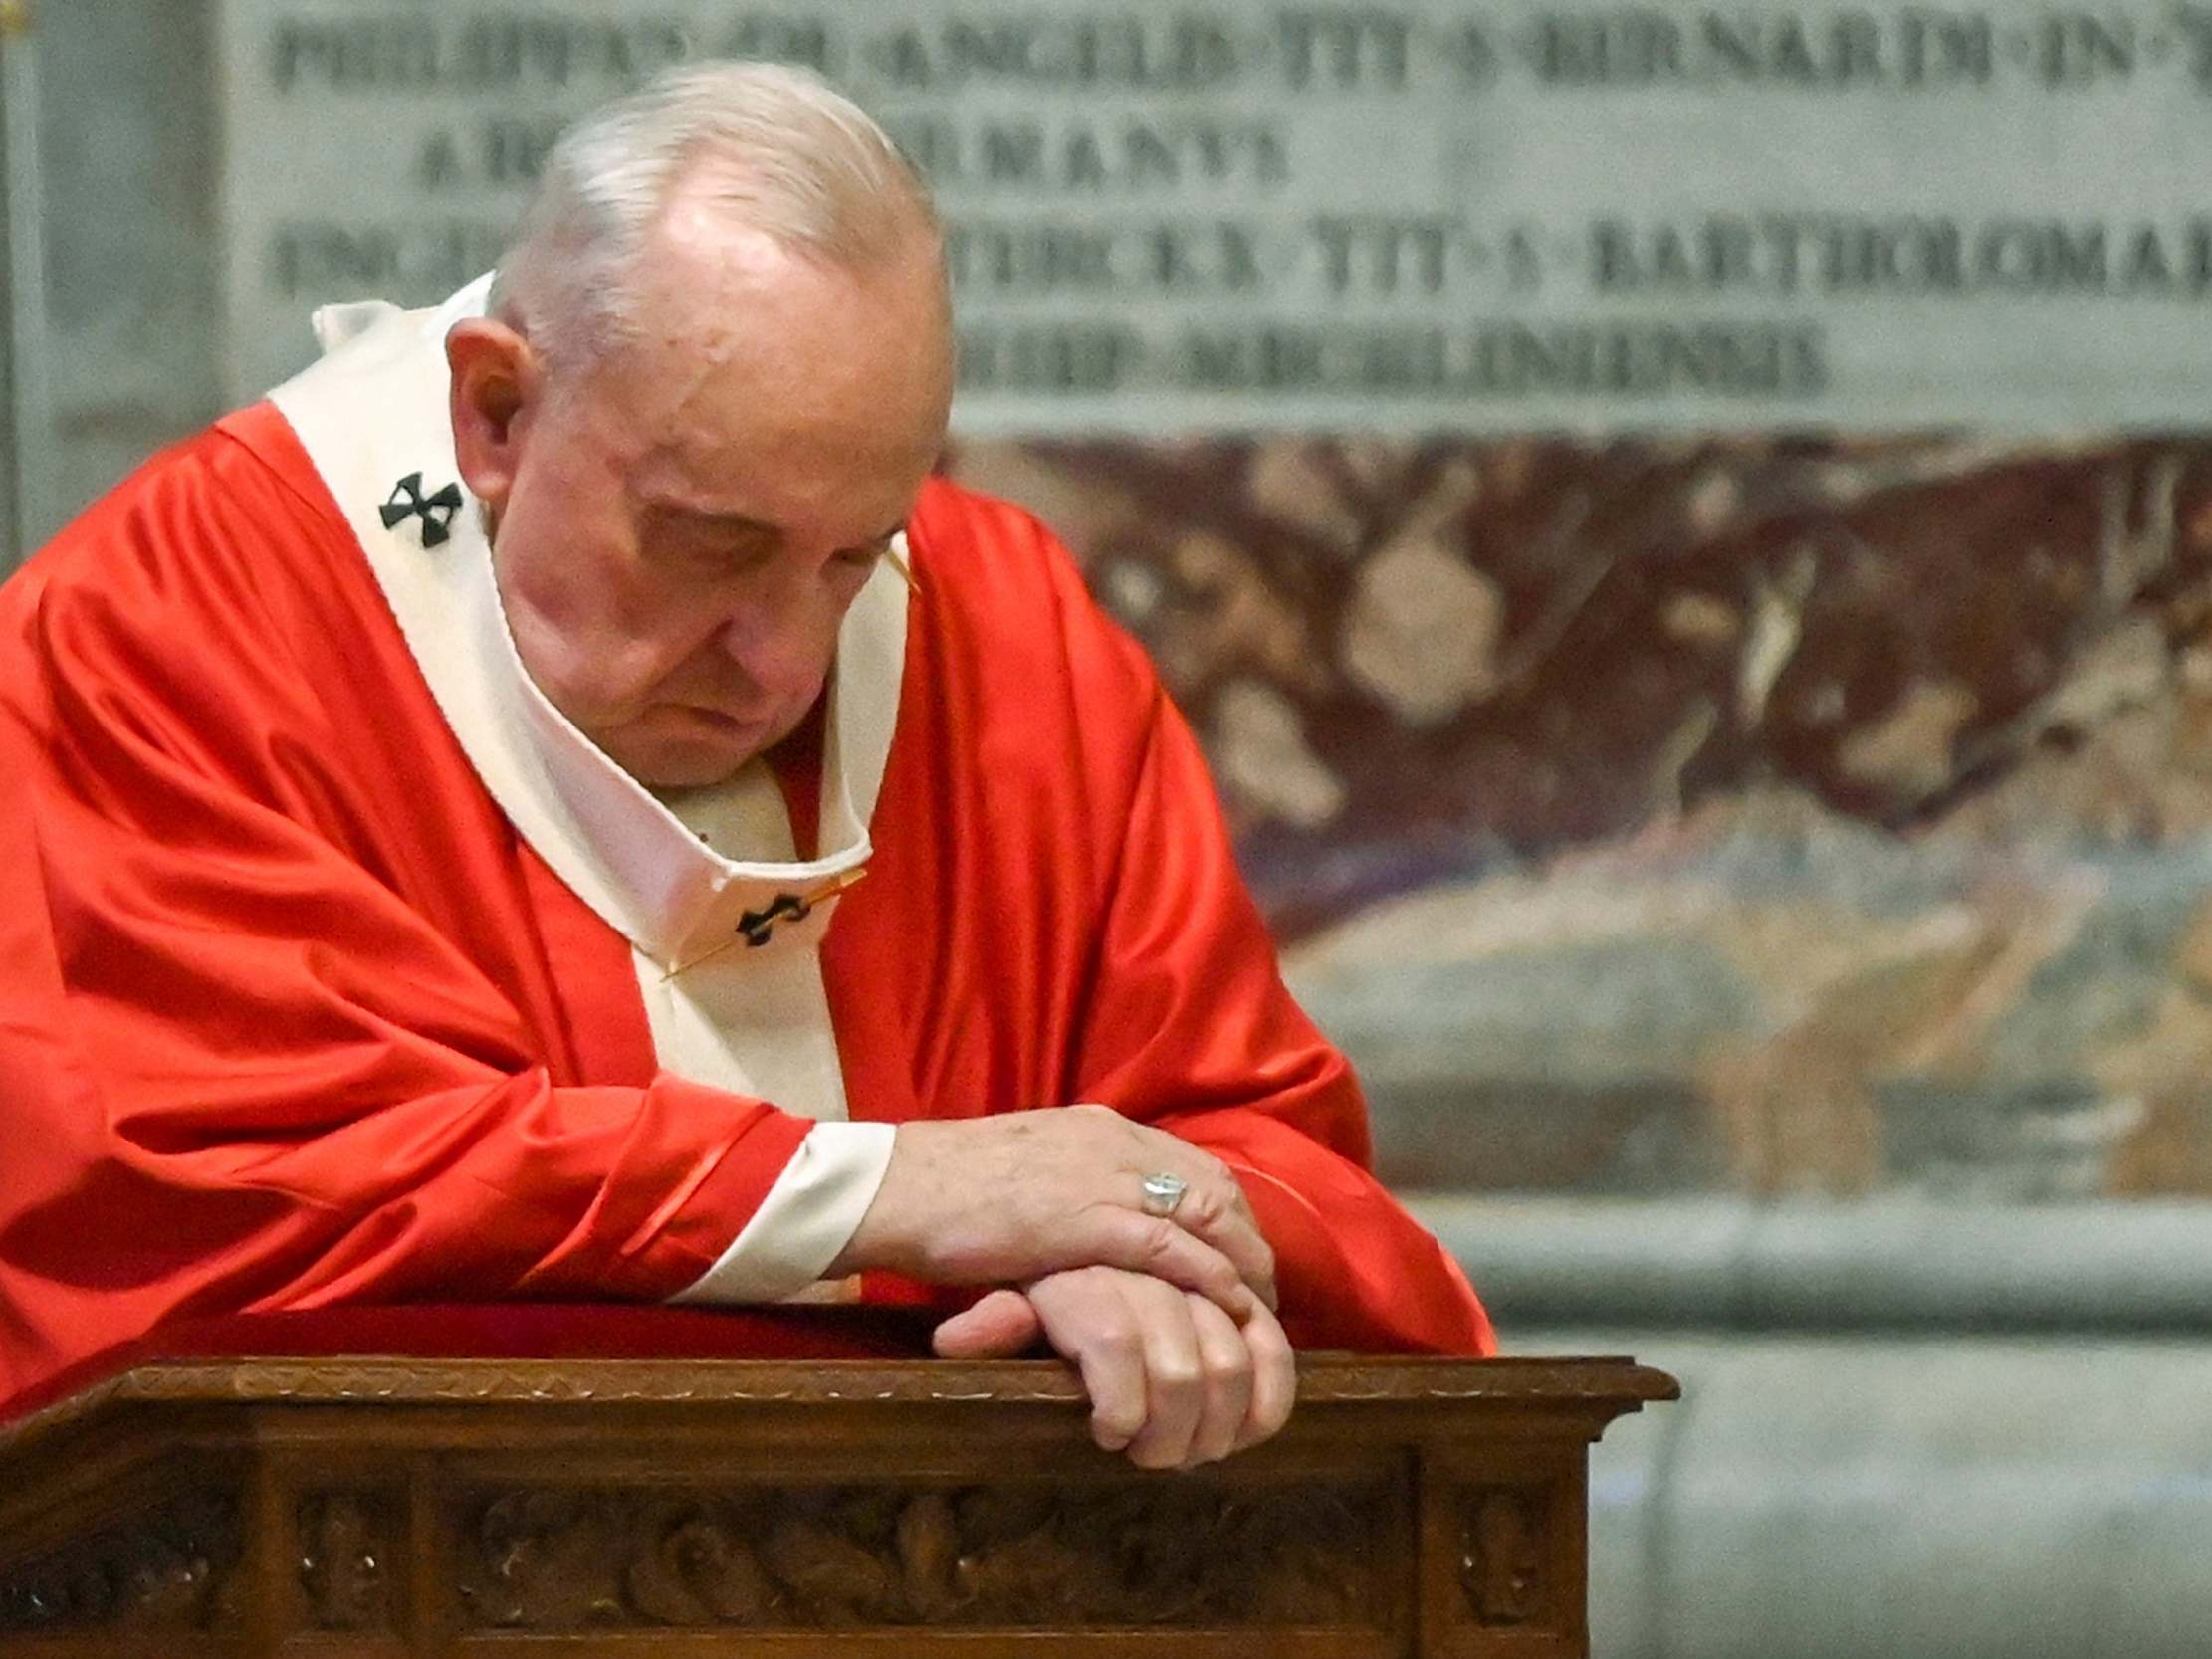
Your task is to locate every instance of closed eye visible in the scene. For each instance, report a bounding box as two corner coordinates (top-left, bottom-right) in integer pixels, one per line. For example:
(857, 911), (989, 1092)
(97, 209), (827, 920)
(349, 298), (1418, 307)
(833, 526), (904, 571)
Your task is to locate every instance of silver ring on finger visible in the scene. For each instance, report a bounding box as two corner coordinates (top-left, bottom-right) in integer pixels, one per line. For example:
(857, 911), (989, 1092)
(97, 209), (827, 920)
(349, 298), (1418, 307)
(1139, 1170), (1190, 1218)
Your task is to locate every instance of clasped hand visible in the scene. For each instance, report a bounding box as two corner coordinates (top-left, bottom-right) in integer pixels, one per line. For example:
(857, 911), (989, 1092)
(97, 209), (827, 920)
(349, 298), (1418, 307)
(829, 1104), (1295, 1468)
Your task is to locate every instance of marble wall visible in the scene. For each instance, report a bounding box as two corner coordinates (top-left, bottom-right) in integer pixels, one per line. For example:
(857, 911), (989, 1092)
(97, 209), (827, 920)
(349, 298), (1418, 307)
(950, 437), (2212, 1202)
(3, 0), (222, 556)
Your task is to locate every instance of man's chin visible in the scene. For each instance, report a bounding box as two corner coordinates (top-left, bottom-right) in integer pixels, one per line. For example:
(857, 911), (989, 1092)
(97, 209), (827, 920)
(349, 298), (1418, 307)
(625, 751), (755, 789)
(605, 717), (774, 790)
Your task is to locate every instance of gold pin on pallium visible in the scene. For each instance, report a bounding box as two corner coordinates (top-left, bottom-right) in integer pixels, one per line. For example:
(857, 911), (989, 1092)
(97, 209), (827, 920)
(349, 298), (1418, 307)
(662, 867), (869, 980)
(884, 543), (919, 594)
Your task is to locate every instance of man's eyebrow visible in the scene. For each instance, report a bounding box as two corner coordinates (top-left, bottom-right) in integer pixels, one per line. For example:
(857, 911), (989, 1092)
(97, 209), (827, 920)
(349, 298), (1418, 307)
(649, 502), (781, 537)
(645, 499), (905, 549)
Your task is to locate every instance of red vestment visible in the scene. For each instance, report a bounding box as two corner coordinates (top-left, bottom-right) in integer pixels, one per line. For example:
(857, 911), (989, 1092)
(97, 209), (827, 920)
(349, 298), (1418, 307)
(0, 402), (1493, 1407)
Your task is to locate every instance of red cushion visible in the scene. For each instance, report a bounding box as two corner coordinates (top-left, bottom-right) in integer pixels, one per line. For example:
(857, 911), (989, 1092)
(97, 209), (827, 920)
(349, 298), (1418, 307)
(0, 1303), (942, 1427)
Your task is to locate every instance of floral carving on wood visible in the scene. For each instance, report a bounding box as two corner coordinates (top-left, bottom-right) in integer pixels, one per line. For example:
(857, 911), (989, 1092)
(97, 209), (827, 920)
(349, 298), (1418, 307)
(299, 1491), (396, 1630)
(457, 1480), (1384, 1631)
(0, 1488), (242, 1634)
(1458, 1486), (1549, 1627)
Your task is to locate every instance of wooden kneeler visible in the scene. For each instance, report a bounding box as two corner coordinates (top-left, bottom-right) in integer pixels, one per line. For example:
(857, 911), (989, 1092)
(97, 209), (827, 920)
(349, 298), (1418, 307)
(0, 1329), (1674, 1657)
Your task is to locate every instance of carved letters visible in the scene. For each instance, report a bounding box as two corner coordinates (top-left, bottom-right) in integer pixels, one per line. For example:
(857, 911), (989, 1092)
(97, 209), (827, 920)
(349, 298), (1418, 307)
(457, 1481), (1384, 1631)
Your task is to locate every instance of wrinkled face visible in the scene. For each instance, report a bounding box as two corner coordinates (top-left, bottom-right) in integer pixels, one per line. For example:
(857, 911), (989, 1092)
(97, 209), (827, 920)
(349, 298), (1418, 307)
(451, 202), (953, 788)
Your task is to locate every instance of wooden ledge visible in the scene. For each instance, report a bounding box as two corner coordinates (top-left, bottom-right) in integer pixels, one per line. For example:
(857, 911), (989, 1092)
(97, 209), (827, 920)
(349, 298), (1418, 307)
(1, 1351), (1678, 1450)
(0, 1349), (1677, 1656)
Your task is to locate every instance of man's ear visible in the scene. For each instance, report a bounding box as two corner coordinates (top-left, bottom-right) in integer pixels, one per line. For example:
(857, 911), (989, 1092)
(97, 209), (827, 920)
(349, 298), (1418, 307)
(446, 318), (542, 514)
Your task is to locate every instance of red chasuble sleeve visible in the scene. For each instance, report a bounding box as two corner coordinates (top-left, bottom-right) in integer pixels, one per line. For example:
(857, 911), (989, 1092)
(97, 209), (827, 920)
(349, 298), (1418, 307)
(0, 420), (810, 1398)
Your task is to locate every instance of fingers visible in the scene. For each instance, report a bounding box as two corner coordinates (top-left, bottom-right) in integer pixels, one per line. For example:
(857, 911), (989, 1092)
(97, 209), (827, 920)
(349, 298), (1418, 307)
(1026, 1269), (1149, 1454)
(930, 1289), (1042, 1359)
(1179, 1292), (1255, 1468)
(1121, 1274), (1207, 1470)
(1161, 1169), (1278, 1313)
(1025, 1268), (1282, 1471)
(1092, 1207), (1257, 1321)
(1101, 1112), (1278, 1311)
(1232, 1297), (1297, 1452)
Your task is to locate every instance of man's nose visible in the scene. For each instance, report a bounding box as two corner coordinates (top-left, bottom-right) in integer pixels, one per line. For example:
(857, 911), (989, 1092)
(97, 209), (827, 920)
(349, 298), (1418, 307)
(714, 590), (838, 698)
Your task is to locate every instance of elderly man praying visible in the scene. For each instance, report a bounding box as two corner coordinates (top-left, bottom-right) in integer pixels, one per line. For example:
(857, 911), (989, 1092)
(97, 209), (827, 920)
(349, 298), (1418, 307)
(0, 62), (1492, 1466)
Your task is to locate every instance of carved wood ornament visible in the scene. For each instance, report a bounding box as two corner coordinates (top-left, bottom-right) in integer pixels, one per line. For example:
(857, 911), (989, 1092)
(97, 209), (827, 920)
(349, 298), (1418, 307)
(298, 1490), (396, 1631)
(0, 1350), (1674, 1656)
(0, 1488), (243, 1635)
(456, 1479), (1383, 1630)
(1460, 1486), (1550, 1627)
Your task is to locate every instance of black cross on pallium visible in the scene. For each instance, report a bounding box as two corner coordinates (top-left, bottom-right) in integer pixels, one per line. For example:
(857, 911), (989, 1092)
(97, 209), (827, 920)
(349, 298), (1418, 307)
(379, 472), (465, 547)
(737, 893), (813, 948)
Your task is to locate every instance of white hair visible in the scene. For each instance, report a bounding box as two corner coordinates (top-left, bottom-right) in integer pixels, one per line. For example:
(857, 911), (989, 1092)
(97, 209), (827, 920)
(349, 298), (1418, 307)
(489, 61), (939, 373)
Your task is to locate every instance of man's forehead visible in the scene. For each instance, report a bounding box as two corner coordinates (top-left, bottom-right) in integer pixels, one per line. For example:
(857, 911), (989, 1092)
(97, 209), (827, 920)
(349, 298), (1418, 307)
(602, 300), (946, 450)
(619, 366), (947, 486)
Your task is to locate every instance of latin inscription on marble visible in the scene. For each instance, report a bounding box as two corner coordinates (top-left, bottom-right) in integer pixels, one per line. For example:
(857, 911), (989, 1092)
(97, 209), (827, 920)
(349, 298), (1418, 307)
(219, 2), (2212, 430)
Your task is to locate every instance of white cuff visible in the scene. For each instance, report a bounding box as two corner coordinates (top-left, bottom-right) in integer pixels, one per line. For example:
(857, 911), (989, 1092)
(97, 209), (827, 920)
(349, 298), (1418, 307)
(666, 1121), (896, 1306)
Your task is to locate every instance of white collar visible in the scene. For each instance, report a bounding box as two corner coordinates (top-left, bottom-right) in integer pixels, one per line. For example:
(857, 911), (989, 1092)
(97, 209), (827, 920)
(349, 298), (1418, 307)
(268, 276), (909, 969)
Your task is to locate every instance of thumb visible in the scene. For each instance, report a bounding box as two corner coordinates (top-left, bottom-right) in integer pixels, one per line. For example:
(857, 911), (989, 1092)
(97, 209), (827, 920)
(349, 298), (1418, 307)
(931, 1288), (1043, 1358)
